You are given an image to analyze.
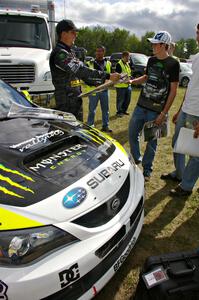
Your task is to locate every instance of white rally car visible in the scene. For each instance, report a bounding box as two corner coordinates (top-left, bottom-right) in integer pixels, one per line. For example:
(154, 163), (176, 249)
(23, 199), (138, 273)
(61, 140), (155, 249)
(0, 79), (144, 300)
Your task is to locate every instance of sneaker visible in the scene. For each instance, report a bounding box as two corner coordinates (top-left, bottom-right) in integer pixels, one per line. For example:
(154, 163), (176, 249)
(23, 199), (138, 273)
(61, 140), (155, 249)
(160, 173), (181, 182)
(101, 127), (113, 133)
(123, 112), (129, 115)
(169, 185), (192, 197)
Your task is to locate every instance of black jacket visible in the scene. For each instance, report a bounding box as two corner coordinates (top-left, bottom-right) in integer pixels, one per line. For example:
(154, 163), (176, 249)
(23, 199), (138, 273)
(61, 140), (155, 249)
(50, 42), (109, 120)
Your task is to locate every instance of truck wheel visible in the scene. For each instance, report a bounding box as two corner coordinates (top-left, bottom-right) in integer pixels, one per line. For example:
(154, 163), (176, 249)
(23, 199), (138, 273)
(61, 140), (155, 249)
(181, 77), (189, 88)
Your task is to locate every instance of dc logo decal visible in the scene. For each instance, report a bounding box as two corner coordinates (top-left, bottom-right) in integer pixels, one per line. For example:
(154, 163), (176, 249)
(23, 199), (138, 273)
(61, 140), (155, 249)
(59, 263), (80, 288)
(0, 280), (8, 300)
(63, 187), (87, 209)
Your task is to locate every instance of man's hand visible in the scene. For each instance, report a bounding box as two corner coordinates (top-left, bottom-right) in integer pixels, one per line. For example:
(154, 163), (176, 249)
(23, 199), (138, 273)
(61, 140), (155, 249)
(154, 113), (166, 126)
(110, 73), (121, 82)
(194, 121), (199, 138)
(129, 79), (134, 84)
(172, 112), (180, 124)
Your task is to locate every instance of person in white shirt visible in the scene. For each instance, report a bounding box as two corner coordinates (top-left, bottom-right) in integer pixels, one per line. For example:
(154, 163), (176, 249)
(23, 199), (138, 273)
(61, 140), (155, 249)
(161, 23), (199, 196)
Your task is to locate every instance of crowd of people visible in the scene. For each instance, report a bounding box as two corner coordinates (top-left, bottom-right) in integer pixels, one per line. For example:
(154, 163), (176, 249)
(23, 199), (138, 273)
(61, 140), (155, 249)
(49, 19), (199, 197)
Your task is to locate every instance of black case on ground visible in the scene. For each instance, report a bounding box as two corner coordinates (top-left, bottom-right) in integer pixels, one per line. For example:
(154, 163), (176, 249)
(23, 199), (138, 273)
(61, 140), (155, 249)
(133, 250), (199, 300)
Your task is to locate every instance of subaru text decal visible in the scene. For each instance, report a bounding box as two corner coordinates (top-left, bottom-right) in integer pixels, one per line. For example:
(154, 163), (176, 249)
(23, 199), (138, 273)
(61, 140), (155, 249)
(59, 263), (80, 288)
(10, 129), (64, 152)
(63, 187), (87, 209)
(87, 159), (125, 189)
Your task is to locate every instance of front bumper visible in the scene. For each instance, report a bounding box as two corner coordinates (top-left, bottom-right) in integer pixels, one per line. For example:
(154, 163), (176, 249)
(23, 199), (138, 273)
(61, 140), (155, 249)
(1, 163), (144, 300)
(44, 205), (144, 300)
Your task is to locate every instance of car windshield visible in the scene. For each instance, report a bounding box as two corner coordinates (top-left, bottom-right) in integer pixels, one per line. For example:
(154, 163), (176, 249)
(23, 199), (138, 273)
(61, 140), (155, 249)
(0, 80), (33, 118)
(131, 53), (148, 65)
(0, 15), (50, 50)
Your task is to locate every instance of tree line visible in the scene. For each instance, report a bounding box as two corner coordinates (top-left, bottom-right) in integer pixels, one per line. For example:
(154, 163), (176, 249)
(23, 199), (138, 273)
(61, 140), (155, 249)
(75, 26), (199, 59)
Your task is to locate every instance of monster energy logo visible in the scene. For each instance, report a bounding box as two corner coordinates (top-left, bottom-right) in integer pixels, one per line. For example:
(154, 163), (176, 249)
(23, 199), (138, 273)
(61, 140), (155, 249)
(29, 144), (87, 171)
(0, 164), (34, 199)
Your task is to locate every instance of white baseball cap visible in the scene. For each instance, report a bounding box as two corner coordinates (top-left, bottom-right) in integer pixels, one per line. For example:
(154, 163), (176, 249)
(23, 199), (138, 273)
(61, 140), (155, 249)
(147, 31), (171, 45)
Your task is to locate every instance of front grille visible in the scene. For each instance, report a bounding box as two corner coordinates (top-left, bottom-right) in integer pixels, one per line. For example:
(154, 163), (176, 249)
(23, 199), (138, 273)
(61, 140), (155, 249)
(95, 226), (126, 258)
(72, 174), (130, 228)
(130, 197), (144, 226)
(95, 197), (144, 259)
(42, 204), (144, 300)
(0, 64), (35, 83)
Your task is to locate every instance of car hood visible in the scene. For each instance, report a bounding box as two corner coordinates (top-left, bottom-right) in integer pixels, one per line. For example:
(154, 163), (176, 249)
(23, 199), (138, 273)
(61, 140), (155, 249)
(0, 117), (130, 229)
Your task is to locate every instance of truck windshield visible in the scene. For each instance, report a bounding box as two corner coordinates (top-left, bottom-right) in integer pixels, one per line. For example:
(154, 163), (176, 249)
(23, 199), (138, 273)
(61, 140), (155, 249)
(0, 15), (50, 50)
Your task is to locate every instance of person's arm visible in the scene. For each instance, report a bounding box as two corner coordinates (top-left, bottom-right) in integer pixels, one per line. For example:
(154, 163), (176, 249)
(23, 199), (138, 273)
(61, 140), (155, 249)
(194, 121), (199, 138)
(154, 81), (178, 125)
(54, 49), (120, 85)
(155, 58), (180, 126)
(172, 89), (187, 124)
(129, 74), (148, 85)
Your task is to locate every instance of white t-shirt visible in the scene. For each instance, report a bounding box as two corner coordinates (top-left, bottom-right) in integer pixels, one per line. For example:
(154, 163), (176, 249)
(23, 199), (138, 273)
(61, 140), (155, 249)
(182, 52), (199, 116)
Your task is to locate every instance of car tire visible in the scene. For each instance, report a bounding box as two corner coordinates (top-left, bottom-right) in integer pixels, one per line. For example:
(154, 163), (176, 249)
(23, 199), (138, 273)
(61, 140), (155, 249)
(180, 76), (190, 88)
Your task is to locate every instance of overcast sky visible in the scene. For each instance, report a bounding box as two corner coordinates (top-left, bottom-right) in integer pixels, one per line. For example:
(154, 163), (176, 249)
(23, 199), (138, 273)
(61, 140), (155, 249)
(55, 0), (199, 41)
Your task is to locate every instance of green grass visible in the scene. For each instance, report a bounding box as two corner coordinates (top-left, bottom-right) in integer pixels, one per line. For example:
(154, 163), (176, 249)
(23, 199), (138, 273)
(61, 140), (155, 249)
(82, 87), (199, 300)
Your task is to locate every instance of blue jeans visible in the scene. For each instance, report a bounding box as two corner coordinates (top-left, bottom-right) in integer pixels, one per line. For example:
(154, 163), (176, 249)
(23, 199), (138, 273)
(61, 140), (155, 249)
(116, 86), (132, 114)
(129, 105), (159, 176)
(87, 90), (109, 127)
(171, 110), (199, 191)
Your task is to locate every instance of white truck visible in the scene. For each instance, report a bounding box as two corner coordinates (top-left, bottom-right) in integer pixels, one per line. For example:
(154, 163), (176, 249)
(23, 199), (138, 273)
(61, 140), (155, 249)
(0, 0), (56, 104)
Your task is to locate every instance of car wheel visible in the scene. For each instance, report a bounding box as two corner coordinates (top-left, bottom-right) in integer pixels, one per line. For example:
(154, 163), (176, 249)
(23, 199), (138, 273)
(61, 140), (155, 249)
(181, 77), (190, 88)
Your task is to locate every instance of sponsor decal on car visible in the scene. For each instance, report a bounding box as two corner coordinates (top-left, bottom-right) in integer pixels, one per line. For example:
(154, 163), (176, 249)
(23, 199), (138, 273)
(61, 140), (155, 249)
(63, 187), (87, 209)
(0, 280), (8, 300)
(113, 237), (137, 272)
(59, 263), (80, 288)
(86, 159), (125, 189)
(77, 128), (106, 145)
(0, 164), (34, 199)
(9, 129), (65, 152)
(0, 206), (43, 230)
(29, 144), (87, 172)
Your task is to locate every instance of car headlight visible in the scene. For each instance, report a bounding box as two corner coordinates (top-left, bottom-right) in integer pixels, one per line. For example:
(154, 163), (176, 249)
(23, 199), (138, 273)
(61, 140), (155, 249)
(43, 71), (52, 81)
(0, 225), (79, 266)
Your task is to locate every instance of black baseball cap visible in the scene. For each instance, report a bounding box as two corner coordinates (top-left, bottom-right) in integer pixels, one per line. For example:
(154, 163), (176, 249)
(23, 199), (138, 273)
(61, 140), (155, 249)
(56, 19), (79, 35)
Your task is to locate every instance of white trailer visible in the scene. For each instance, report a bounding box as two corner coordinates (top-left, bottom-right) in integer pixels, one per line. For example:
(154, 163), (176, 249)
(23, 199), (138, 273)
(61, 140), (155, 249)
(0, 0), (56, 104)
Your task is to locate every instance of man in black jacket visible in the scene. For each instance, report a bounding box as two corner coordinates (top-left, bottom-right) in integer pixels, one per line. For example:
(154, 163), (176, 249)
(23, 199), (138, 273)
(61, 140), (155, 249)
(50, 19), (119, 121)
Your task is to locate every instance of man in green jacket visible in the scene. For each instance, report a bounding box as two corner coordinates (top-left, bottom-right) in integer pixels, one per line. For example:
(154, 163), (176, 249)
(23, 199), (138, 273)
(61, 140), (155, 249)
(115, 51), (132, 117)
(86, 46), (112, 132)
